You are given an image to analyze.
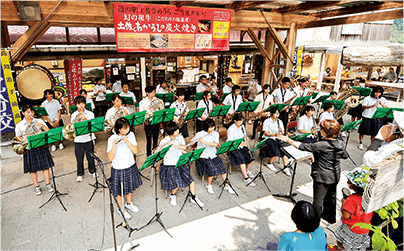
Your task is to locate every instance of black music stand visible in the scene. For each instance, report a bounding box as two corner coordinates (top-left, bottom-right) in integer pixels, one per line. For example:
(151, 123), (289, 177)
(28, 127), (67, 211)
(209, 105), (231, 132)
(250, 137), (271, 192)
(184, 107), (206, 134)
(216, 138), (244, 199)
(137, 145), (173, 237)
(177, 148), (206, 213)
(273, 145), (313, 204)
(341, 119), (363, 165)
(124, 110), (146, 127)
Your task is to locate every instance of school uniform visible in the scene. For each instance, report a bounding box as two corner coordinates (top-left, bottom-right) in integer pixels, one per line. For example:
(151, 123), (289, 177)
(107, 132), (142, 197)
(156, 86), (170, 108)
(272, 87), (294, 132)
(261, 118), (285, 158)
(86, 97), (95, 112)
(196, 83), (208, 93)
(71, 109), (96, 176)
(252, 92), (273, 139)
(247, 84), (262, 101)
(358, 96), (387, 136)
(93, 84), (107, 116)
(41, 99), (64, 128)
(159, 135), (193, 190)
(292, 86), (310, 105)
(319, 111), (335, 124)
(105, 106), (130, 122)
(112, 81), (122, 93)
(222, 85), (232, 94)
(139, 97), (160, 156)
(15, 118), (54, 173)
(196, 99), (213, 132)
(222, 93), (243, 115)
(119, 91), (136, 114)
(170, 100), (189, 138)
(192, 131), (226, 177)
(296, 115), (318, 143)
(226, 124), (254, 166)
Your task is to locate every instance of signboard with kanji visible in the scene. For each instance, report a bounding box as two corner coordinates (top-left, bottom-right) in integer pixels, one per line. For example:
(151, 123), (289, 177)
(64, 60), (82, 105)
(113, 3), (232, 52)
(1, 50), (21, 134)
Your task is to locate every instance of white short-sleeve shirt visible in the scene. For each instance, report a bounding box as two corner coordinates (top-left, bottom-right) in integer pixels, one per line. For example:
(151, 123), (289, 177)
(222, 94), (243, 114)
(362, 96), (387, 118)
(107, 132), (137, 169)
(197, 99), (213, 121)
(196, 83), (208, 93)
(170, 100), (189, 120)
(319, 111), (335, 123)
(41, 99), (61, 122)
(227, 123), (247, 149)
(15, 118), (47, 137)
(254, 92), (273, 114)
(112, 81), (123, 93)
(191, 131), (219, 159)
(86, 98), (95, 111)
(160, 135), (186, 165)
(93, 84), (106, 101)
(105, 106), (129, 121)
(296, 115), (316, 137)
(222, 85), (232, 94)
(262, 118), (284, 139)
(71, 109), (95, 143)
(119, 91), (137, 113)
(272, 87), (294, 104)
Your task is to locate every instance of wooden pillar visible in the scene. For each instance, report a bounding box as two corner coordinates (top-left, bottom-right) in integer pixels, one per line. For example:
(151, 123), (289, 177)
(261, 31), (275, 87)
(316, 51), (327, 90)
(367, 67), (374, 80)
(334, 58), (343, 92)
(140, 57), (146, 98)
(285, 23), (297, 74)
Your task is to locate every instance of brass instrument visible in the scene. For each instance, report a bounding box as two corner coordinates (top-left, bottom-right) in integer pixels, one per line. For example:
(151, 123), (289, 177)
(177, 104), (188, 129)
(12, 121), (43, 155)
(104, 107), (129, 135)
(167, 82), (176, 93)
(63, 111), (86, 141)
(334, 87), (360, 121)
(223, 112), (236, 126)
(144, 98), (165, 125)
(248, 79), (260, 99)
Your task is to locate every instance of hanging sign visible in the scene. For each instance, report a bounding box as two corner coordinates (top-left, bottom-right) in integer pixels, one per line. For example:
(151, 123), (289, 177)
(64, 60), (82, 105)
(1, 50), (21, 134)
(291, 46), (304, 76)
(113, 2), (232, 52)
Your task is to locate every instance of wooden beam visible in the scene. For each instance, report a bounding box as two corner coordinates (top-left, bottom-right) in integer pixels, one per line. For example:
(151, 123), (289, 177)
(341, 45), (403, 67)
(169, 1), (195, 7)
(1, 21), (11, 48)
(285, 22), (296, 74)
(261, 30), (275, 86)
(225, 1), (271, 11)
(297, 9), (403, 29)
(273, 1), (346, 14)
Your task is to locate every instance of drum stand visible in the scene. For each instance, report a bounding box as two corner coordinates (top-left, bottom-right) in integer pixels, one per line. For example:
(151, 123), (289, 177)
(218, 155), (239, 199)
(39, 164), (68, 211)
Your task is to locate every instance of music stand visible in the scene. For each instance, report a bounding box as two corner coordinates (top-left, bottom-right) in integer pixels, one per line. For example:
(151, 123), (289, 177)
(352, 86), (372, 97)
(106, 92), (121, 102)
(250, 137), (271, 192)
(150, 108), (175, 125)
(137, 145), (172, 237)
(273, 145), (313, 204)
(312, 94), (331, 117)
(372, 108), (404, 119)
(33, 107), (49, 117)
(177, 148), (206, 213)
(121, 96), (135, 105)
(194, 92), (213, 101)
(341, 119), (363, 166)
(69, 103), (93, 114)
(321, 100), (345, 110)
(290, 133), (313, 141)
(265, 104), (289, 113)
(216, 138), (244, 199)
(28, 127), (67, 211)
(184, 107), (206, 134)
(209, 105), (231, 132)
(124, 110), (146, 127)
(291, 96), (311, 107)
(156, 93), (175, 103)
(311, 92), (319, 99)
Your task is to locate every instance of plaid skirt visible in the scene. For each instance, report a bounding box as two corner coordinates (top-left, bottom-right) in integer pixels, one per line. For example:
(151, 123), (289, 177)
(23, 145), (54, 173)
(159, 164), (193, 190)
(228, 147), (255, 166)
(358, 117), (383, 136)
(334, 223), (370, 251)
(195, 156), (226, 177)
(348, 104), (363, 118)
(111, 164), (143, 197)
(260, 139), (284, 158)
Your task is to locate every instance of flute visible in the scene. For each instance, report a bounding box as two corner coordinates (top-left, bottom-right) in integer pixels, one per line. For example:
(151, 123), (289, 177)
(186, 132), (212, 147)
(154, 133), (183, 153)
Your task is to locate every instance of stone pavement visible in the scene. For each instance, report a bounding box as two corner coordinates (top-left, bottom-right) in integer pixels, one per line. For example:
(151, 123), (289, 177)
(1, 97), (401, 251)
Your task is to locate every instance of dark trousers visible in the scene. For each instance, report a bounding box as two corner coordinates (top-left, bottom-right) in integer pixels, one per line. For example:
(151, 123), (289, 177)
(75, 141), (95, 176)
(252, 117), (266, 139)
(313, 181), (337, 224)
(279, 110), (289, 134)
(94, 101), (108, 117)
(145, 123), (159, 156)
(337, 117), (344, 126)
(196, 119), (204, 132)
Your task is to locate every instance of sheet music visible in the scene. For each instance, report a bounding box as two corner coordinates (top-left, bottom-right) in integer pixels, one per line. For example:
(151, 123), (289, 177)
(282, 145), (313, 161)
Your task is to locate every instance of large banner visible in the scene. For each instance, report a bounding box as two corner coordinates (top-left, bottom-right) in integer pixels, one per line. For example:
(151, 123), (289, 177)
(291, 46), (304, 76)
(1, 50), (21, 134)
(113, 3), (232, 52)
(64, 60), (82, 105)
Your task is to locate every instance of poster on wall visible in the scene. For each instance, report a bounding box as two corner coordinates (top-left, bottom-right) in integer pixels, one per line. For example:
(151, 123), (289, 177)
(113, 2), (232, 52)
(64, 60), (83, 105)
(1, 50), (21, 134)
(152, 57), (167, 70)
(229, 55), (243, 73)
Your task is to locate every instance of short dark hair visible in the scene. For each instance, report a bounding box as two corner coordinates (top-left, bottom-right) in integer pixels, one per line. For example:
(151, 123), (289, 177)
(203, 90), (211, 99)
(176, 89), (185, 97)
(80, 89), (87, 95)
(359, 78), (366, 83)
(95, 77), (101, 83)
(145, 86), (155, 93)
(323, 102), (334, 111)
(320, 119), (341, 139)
(114, 117), (130, 135)
(74, 95), (86, 105)
(22, 104), (34, 113)
(269, 106), (279, 115)
(210, 75), (216, 80)
(164, 121), (179, 136)
(112, 93), (122, 102)
(203, 118), (216, 132)
(44, 89), (54, 96)
(200, 75), (207, 80)
(329, 91), (337, 96)
(225, 77), (232, 83)
(291, 201), (320, 233)
(304, 105), (315, 114)
(371, 86), (384, 98)
(121, 81), (130, 88)
(281, 77), (291, 83)
(263, 84), (270, 90)
(233, 112), (243, 122)
(389, 67), (394, 71)
(298, 77), (309, 83)
(232, 85), (240, 92)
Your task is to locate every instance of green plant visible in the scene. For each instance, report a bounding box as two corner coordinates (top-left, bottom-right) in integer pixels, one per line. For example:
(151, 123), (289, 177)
(353, 223), (397, 250)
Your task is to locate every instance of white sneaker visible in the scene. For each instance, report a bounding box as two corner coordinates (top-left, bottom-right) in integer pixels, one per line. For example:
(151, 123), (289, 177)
(89, 172), (99, 178)
(118, 209), (131, 220)
(341, 132), (347, 137)
(34, 186), (42, 196)
(170, 194), (177, 207)
(224, 186), (236, 195)
(244, 178), (256, 187)
(125, 202), (139, 213)
(206, 185), (214, 194)
(358, 143), (364, 150)
(59, 142), (64, 150)
(246, 170), (254, 178)
(76, 176), (83, 182)
(266, 163), (277, 171)
(190, 195), (205, 207)
(283, 167), (292, 177)
(46, 183), (54, 193)
(51, 145), (56, 152)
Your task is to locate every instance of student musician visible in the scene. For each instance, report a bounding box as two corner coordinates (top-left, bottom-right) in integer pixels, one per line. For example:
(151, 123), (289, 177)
(112, 76), (122, 93)
(191, 119), (235, 195)
(79, 89), (95, 112)
(119, 82), (136, 114)
(296, 105), (318, 144)
(272, 77), (297, 134)
(156, 80), (170, 108)
(222, 85), (243, 128)
(139, 86), (160, 156)
(293, 77), (310, 98)
(71, 95), (97, 182)
(358, 86), (388, 150)
(329, 91), (346, 137)
(105, 94), (130, 122)
(15, 104), (54, 196)
(157, 122), (204, 207)
(93, 77), (107, 117)
(196, 90), (213, 132)
(227, 113), (256, 187)
(251, 84), (272, 140)
(196, 75), (219, 104)
(261, 107), (293, 176)
(222, 77), (233, 94)
(107, 117), (142, 220)
(170, 89), (189, 138)
(319, 102), (335, 124)
(41, 89), (64, 151)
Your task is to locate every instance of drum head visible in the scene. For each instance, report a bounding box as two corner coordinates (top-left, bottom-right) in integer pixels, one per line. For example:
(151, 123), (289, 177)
(17, 67), (53, 100)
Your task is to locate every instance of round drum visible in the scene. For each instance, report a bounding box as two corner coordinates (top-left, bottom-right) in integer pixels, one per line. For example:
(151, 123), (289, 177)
(16, 64), (55, 100)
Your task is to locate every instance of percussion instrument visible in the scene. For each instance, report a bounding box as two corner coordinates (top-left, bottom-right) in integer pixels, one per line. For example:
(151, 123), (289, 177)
(16, 64), (56, 100)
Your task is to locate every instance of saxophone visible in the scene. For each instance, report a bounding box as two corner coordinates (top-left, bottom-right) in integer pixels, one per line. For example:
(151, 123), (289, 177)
(12, 121), (43, 155)
(104, 107), (129, 135)
(178, 104), (188, 129)
(334, 87), (360, 121)
(63, 111), (86, 141)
